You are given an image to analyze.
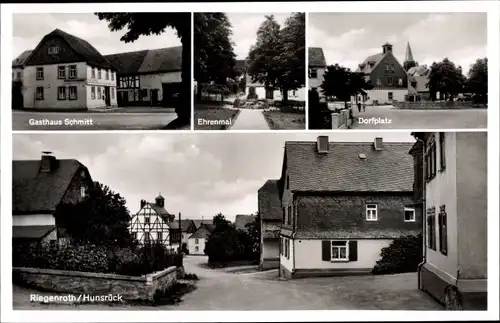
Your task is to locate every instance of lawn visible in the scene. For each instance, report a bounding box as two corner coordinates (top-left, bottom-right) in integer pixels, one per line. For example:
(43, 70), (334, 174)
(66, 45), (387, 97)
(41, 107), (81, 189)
(194, 104), (240, 130)
(263, 111), (306, 130)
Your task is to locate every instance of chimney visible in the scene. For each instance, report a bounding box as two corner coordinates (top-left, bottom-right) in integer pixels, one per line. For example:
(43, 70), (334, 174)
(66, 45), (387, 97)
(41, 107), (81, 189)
(178, 212), (182, 246)
(40, 151), (56, 172)
(382, 43), (393, 54)
(168, 214), (175, 222)
(317, 136), (329, 154)
(374, 138), (383, 151)
(140, 199), (146, 209)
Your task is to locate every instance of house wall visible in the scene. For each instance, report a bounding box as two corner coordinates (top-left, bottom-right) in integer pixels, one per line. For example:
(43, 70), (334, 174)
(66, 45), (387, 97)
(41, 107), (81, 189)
(188, 237), (206, 255)
(365, 89), (407, 105)
(129, 204), (172, 245)
(369, 52), (408, 90)
(61, 167), (93, 205)
(294, 239), (392, 270)
(244, 86), (305, 102)
(139, 71), (182, 102)
(12, 67), (24, 81)
(281, 165), (294, 232)
(456, 132), (487, 280)
(262, 239), (279, 259)
(13, 214), (55, 226)
(86, 66), (118, 109)
(280, 237), (294, 271)
(425, 133), (459, 281)
(309, 67), (325, 90)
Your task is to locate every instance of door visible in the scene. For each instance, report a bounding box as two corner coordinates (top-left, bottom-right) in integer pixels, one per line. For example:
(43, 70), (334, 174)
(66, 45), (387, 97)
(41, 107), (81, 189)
(119, 91), (129, 107)
(151, 89), (159, 105)
(265, 88), (274, 100)
(104, 87), (111, 106)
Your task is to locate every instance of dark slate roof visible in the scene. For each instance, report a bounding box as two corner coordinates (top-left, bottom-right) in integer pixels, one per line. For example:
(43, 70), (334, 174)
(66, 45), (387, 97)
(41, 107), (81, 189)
(104, 47), (182, 76)
(169, 219), (193, 232)
(12, 50), (33, 67)
(13, 225), (56, 239)
(258, 180), (282, 220)
(13, 159), (84, 214)
(192, 219), (213, 229)
(356, 51), (387, 74)
(308, 47), (326, 67)
(234, 214), (256, 231)
(147, 202), (173, 217)
(283, 141), (414, 192)
(26, 29), (114, 70)
(292, 228), (422, 239)
(189, 224), (215, 239)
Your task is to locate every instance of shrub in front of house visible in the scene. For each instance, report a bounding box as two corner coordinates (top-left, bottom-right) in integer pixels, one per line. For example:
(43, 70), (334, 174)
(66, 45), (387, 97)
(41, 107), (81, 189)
(372, 234), (423, 275)
(205, 229), (257, 264)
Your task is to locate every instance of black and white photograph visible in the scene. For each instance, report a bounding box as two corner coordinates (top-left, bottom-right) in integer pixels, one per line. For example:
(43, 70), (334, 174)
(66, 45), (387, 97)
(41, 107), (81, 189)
(12, 132), (486, 310)
(11, 13), (191, 130)
(193, 12), (306, 130)
(307, 13), (488, 130)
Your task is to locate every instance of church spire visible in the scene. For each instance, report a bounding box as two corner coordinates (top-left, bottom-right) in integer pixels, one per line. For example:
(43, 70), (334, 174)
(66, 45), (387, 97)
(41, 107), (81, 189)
(405, 41), (415, 63)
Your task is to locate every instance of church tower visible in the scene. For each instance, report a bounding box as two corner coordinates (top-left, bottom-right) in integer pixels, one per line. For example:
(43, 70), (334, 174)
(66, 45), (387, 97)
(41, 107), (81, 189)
(403, 41), (417, 71)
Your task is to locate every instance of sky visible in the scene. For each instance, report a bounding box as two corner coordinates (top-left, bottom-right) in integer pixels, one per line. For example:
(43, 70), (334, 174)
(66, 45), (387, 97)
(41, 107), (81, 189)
(226, 12), (292, 60)
(13, 132), (415, 222)
(308, 13), (487, 75)
(12, 13), (182, 58)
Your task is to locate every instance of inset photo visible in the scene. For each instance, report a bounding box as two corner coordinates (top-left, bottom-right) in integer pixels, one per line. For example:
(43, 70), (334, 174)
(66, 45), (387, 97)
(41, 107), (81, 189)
(11, 13), (191, 130)
(308, 12), (487, 130)
(194, 12), (306, 130)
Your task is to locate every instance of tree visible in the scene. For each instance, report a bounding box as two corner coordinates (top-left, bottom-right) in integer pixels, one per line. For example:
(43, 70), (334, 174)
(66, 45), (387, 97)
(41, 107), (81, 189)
(245, 212), (261, 256)
(427, 58), (466, 101)
(403, 60), (418, 71)
(247, 13), (305, 102)
(194, 13), (237, 101)
(54, 181), (133, 247)
(95, 13), (191, 129)
(320, 64), (373, 108)
(467, 58), (488, 104)
(212, 213), (233, 233)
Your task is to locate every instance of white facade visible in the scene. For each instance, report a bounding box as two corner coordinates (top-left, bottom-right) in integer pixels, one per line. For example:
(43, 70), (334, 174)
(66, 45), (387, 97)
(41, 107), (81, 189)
(129, 204), (173, 247)
(244, 86), (306, 102)
(23, 62), (117, 110)
(188, 237), (207, 255)
(12, 67), (24, 82)
(308, 67), (325, 91)
(13, 214), (55, 226)
(365, 89), (407, 105)
(139, 71), (181, 102)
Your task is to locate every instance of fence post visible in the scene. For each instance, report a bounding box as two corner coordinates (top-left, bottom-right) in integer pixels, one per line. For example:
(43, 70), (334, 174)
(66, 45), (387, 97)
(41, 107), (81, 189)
(331, 113), (340, 129)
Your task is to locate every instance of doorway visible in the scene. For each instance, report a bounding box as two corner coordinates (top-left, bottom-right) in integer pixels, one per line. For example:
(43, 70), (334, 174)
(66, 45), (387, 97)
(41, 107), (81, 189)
(104, 87), (111, 106)
(151, 89), (159, 105)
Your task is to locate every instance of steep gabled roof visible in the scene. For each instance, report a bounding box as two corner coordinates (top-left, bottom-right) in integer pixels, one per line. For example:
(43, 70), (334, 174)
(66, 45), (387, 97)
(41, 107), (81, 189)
(192, 219), (213, 229)
(12, 50), (33, 67)
(356, 53), (384, 74)
(281, 140), (414, 193)
(189, 225), (214, 239)
(104, 47), (182, 76)
(234, 214), (256, 231)
(13, 159), (87, 214)
(168, 219), (194, 232)
(147, 202), (173, 217)
(25, 29), (114, 70)
(13, 225), (56, 239)
(258, 180), (281, 221)
(308, 47), (327, 67)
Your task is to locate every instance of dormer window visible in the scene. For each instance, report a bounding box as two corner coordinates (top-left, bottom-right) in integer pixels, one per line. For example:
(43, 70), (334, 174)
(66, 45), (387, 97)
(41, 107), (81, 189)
(48, 46), (60, 54)
(58, 66), (65, 79)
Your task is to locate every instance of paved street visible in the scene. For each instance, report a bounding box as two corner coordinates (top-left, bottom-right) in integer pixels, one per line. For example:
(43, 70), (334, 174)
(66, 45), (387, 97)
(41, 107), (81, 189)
(352, 105), (487, 129)
(229, 109), (270, 130)
(12, 109), (180, 130)
(13, 256), (442, 310)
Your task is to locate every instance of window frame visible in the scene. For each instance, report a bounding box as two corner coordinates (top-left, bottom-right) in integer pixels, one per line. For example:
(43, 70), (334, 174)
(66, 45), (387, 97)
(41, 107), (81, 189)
(366, 204), (378, 221)
(58, 66), (66, 79)
(36, 67), (44, 80)
(157, 232), (163, 241)
(48, 46), (59, 54)
(439, 132), (446, 171)
(97, 86), (102, 99)
(35, 86), (44, 100)
(80, 186), (86, 197)
(330, 240), (349, 261)
(57, 86), (67, 100)
(310, 68), (318, 78)
(91, 67), (96, 79)
(91, 86), (96, 100)
(195, 238), (199, 245)
(427, 207), (436, 251)
(388, 76), (393, 86)
(98, 68), (102, 79)
(68, 86), (77, 100)
(144, 216), (150, 224)
(404, 207), (416, 222)
(68, 65), (77, 79)
(438, 205), (448, 255)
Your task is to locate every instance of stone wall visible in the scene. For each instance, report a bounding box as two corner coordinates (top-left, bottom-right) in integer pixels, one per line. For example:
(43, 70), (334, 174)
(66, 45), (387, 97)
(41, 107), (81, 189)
(13, 266), (179, 302)
(331, 109), (353, 129)
(394, 101), (486, 110)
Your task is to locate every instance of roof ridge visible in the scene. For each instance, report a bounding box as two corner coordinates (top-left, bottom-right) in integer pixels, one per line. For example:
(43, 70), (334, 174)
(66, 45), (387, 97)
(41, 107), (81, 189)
(104, 46), (181, 57)
(285, 141), (414, 145)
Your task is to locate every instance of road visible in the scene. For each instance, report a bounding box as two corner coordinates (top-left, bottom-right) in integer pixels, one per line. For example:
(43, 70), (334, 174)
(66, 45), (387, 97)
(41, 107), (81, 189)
(12, 110), (180, 130)
(229, 109), (270, 130)
(13, 256), (442, 310)
(352, 105), (487, 129)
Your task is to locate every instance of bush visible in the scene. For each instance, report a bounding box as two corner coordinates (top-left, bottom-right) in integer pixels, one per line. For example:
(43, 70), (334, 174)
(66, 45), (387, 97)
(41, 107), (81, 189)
(372, 234), (423, 275)
(205, 229), (257, 264)
(13, 241), (183, 277)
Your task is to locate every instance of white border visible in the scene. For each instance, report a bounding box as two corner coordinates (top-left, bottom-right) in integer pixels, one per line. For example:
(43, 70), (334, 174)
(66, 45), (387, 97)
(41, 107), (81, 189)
(1, 1), (499, 322)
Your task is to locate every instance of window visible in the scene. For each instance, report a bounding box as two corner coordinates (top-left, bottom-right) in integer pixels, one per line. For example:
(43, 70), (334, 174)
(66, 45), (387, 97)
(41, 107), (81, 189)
(36, 67), (44, 80)
(404, 207), (415, 222)
(48, 46), (59, 54)
(310, 68), (318, 78)
(195, 246), (199, 252)
(157, 232), (163, 241)
(366, 204), (378, 221)
(145, 217), (150, 224)
(68, 86), (77, 100)
(36, 87), (44, 100)
(57, 87), (66, 100)
(49, 240), (57, 249)
(106, 70), (109, 80)
(91, 68), (96, 79)
(426, 207), (436, 251)
(293, 200), (298, 217)
(391, 64), (395, 71)
(16, 71), (21, 79)
(144, 233), (151, 243)
(376, 78), (381, 85)
(69, 65), (77, 79)
(195, 238), (199, 245)
(80, 186), (86, 197)
(385, 64), (389, 71)
(439, 132), (446, 171)
(111, 72), (115, 81)
(388, 92), (393, 100)
(426, 137), (437, 180)
(132, 232), (137, 240)
(282, 207), (286, 225)
(287, 205), (292, 225)
(97, 87), (101, 99)
(388, 76), (393, 86)
(98, 68), (102, 79)
(91, 86), (96, 99)
(111, 87), (115, 99)
(398, 78), (403, 86)
(438, 205), (448, 255)
(58, 66), (66, 79)
(286, 176), (290, 189)
(331, 241), (349, 261)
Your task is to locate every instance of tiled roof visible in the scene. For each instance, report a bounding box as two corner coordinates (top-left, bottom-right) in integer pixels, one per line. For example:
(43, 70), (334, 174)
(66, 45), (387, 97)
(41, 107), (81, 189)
(234, 214), (256, 231)
(293, 228), (422, 239)
(308, 47), (326, 67)
(189, 224), (215, 239)
(192, 219), (213, 229)
(12, 50), (33, 67)
(283, 141), (414, 192)
(356, 53), (384, 73)
(13, 159), (85, 214)
(104, 47), (182, 76)
(168, 219), (193, 232)
(26, 29), (114, 70)
(258, 180), (282, 220)
(13, 225), (56, 239)
(147, 202), (173, 217)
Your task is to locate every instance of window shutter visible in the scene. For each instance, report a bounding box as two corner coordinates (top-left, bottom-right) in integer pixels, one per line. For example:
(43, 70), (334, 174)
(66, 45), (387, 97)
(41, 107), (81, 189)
(321, 240), (331, 261)
(287, 239), (290, 260)
(279, 237), (282, 255)
(349, 241), (358, 261)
